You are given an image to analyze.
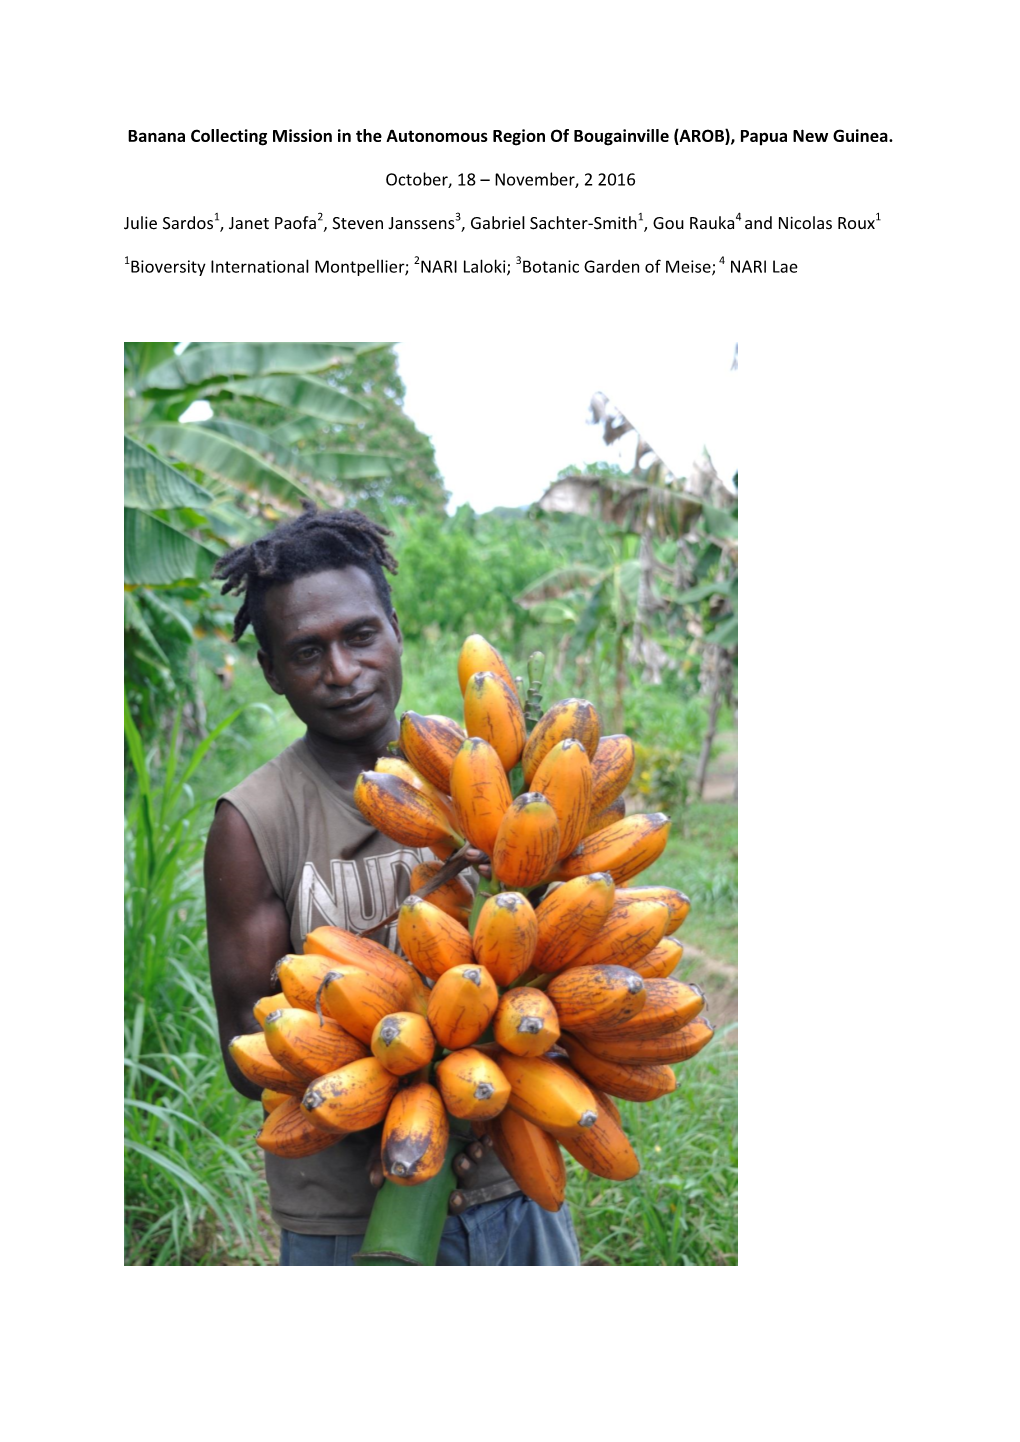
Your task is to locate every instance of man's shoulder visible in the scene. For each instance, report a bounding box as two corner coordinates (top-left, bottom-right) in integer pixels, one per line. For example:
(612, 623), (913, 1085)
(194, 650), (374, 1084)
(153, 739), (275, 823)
(220, 737), (309, 811)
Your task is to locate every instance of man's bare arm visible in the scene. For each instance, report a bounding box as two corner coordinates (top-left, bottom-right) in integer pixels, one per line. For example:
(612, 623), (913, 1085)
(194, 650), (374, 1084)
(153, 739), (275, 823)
(205, 800), (293, 1103)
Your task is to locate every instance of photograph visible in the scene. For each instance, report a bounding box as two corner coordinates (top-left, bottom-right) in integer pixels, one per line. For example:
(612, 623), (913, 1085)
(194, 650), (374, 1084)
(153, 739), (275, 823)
(124, 338), (738, 1266)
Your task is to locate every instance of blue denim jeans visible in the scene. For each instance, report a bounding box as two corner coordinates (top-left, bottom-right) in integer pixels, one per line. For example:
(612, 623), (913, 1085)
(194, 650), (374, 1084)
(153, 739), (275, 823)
(279, 1194), (581, 1266)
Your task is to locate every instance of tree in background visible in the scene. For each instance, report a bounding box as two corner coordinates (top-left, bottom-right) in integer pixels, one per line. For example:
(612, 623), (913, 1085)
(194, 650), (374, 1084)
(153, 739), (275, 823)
(124, 342), (438, 739)
(527, 393), (737, 797)
(213, 344), (449, 520)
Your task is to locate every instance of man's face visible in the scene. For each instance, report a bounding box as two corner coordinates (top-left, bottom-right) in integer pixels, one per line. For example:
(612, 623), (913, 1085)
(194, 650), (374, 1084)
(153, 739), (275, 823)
(258, 567), (403, 745)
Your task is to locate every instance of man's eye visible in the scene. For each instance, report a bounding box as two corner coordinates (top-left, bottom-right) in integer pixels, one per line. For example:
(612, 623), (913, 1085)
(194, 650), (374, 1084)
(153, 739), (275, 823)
(351, 630), (376, 645)
(296, 648), (319, 662)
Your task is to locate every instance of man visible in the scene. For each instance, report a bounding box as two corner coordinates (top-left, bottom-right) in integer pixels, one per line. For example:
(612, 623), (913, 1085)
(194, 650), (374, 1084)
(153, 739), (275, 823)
(205, 503), (581, 1266)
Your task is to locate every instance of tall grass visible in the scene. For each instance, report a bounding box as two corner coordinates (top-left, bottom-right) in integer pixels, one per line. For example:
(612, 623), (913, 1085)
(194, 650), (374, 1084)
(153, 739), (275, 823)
(565, 1034), (738, 1266)
(124, 697), (275, 1265)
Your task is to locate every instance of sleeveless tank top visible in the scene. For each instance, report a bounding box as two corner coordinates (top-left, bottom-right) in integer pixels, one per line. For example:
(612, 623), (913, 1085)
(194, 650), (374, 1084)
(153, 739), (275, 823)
(219, 736), (519, 1235)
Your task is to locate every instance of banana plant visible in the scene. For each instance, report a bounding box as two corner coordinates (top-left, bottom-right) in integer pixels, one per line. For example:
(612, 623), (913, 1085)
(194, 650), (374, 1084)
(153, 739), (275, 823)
(123, 342), (402, 734)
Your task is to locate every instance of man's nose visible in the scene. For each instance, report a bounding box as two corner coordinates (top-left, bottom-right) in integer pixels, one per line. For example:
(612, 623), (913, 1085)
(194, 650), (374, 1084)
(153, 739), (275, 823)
(322, 643), (360, 687)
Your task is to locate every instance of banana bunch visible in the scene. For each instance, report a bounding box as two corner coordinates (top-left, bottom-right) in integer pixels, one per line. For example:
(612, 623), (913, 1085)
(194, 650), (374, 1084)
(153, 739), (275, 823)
(235, 633), (716, 1212)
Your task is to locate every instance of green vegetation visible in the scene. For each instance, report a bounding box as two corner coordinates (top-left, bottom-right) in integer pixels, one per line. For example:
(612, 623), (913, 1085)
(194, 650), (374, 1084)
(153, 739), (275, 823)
(566, 1039), (738, 1266)
(124, 343), (737, 1266)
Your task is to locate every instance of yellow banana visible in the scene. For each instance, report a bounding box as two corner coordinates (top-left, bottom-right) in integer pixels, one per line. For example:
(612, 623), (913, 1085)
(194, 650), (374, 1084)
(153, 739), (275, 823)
(574, 977), (704, 1042)
(398, 711), (467, 793)
(493, 988), (561, 1057)
(532, 872), (616, 973)
(588, 734), (636, 812)
(498, 1051), (600, 1140)
(491, 793), (561, 889)
(257, 1097), (344, 1158)
(559, 1034), (677, 1102)
(555, 812), (670, 886)
(471, 891), (538, 986)
(435, 1048), (511, 1121)
(481, 1108), (566, 1211)
(528, 738), (593, 858)
(427, 963), (499, 1050)
(546, 964), (647, 1032)
(354, 770), (462, 850)
(397, 895), (474, 982)
(302, 1056), (400, 1133)
(463, 671), (527, 771)
(449, 736), (514, 855)
(522, 698), (600, 784)
(555, 896), (670, 974)
(573, 1017), (715, 1066)
(629, 937), (684, 980)
(457, 634), (517, 696)
(381, 1083), (450, 1185)
(614, 885), (691, 934)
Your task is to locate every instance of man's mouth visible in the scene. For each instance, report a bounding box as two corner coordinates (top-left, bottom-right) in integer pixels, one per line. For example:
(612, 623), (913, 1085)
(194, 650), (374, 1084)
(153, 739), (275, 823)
(325, 693), (373, 712)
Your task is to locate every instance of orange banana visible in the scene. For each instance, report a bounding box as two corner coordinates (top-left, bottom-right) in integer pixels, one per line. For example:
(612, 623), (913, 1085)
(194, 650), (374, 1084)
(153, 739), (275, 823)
(555, 812), (670, 886)
(260, 1087), (292, 1113)
(374, 756), (458, 830)
(557, 896), (670, 973)
(547, 965), (647, 1032)
(449, 736), (514, 855)
(559, 1096), (640, 1180)
(483, 1108), (566, 1212)
(457, 634), (517, 697)
(261, 1007), (369, 1082)
(257, 1097), (344, 1158)
(629, 937), (685, 981)
(228, 1032), (307, 1095)
(498, 1051), (600, 1140)
(575, 978), (704, 1042)
(532, 872), (616, 973)
(320, 966), (412, 1044)
(354, 769), (462, 850)
(276, 953), (335, 1011)
(588, 734), (636, 812)
(408, 860), (474, 926)
(254, 992), (288, 1026)
(435, 1047), (511, 1121)
(304, 927), (429, 1014)
(573, 1018), (715, 1067)
(559, 1034), (677, 1102)
(584, 797), (627, 836)
(382, 1083), (450, 1185)
(522, 698), (601, 784)
(493, 988), (561, 1057)
(397, 895), (474, 982)
(302, 1055), (400, 1133)
(370, 1010), (436, 1076)
(528, 738), (593, 858)
(491, 793), (561, 889)
(427, 963), (499, 1050)
(398, 711), (467, 793)
(463, 671), (527, 771)
(471, 891), (538, 985)
(614, 886), (691, 935)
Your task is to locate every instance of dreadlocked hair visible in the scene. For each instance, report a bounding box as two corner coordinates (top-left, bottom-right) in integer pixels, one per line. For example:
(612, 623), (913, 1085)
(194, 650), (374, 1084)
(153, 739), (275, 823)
(213, 502), (399, 651)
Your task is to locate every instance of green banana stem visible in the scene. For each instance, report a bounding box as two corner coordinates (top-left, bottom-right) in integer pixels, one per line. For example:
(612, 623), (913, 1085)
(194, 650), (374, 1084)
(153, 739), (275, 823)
(525, 651), (546, 731)
(354, 1142), (459, 1266)
(467, 874), (500, 936)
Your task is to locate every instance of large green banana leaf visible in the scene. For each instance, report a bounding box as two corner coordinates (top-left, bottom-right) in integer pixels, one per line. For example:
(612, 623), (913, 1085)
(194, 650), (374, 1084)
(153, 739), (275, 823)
(194, 420), (399, 483)
(218, 374), (370, 422)
(124, 510), (220, 586)
(296, 451), (402, 483)
(138, 424), (313, 502)
(124, 435), (214, 510)
(141, 343), (363, 390)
